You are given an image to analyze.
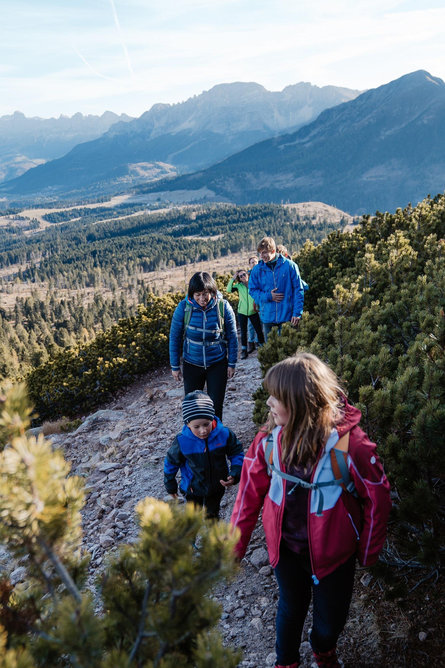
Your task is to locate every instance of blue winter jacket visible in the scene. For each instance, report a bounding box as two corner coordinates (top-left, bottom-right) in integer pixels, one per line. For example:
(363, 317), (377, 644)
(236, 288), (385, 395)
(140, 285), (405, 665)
(169, 293), (238, 370)
(164, 418), (244, 497)
(248, 254), (305, 324)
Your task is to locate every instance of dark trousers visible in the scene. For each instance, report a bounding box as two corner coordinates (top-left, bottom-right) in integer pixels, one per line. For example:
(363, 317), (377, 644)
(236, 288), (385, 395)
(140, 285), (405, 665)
(238, 312), (265, 348)
(183, 357), (228, 419)
(185, 488), (225, 520)
(274, 544), (356, 665)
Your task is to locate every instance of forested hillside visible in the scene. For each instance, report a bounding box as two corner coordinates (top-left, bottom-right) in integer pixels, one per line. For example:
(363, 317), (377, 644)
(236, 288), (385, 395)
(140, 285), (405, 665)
(0, 204), (341, 283)
(0, 203), (343, 380)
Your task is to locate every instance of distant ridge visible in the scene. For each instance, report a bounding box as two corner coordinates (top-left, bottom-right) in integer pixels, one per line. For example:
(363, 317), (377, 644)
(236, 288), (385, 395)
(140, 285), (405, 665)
(0, 82), (360, 198)
(137, 70), (445, 215)
(0, 111), (133, 183)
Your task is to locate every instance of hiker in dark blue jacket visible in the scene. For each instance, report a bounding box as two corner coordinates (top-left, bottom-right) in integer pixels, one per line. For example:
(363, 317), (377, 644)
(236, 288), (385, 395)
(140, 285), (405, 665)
(164, 391), (244, 519)
(169, 271), (238, 419)
(248, 237), (306, 341)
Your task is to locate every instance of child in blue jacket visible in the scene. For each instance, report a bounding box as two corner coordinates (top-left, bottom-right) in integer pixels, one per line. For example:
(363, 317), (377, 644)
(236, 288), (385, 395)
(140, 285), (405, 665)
(164, 391), (244, 519)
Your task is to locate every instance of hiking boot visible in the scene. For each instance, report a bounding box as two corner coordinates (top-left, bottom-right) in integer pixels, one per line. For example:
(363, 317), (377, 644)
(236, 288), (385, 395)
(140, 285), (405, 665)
(247, 341), (255, 353)
(312, 647), (341, 667)
(241, 349), (248, 359)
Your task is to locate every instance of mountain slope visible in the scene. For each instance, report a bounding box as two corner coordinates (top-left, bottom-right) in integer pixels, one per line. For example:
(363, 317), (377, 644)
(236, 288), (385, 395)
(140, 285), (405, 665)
(1, 82), (360, 198)
(139, 71), (445, 215)
(0, 111), (133, 183)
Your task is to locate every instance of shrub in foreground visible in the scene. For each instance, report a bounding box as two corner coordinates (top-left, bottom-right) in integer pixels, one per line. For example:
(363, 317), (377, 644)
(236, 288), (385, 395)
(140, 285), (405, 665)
(0, 384), (240, 667)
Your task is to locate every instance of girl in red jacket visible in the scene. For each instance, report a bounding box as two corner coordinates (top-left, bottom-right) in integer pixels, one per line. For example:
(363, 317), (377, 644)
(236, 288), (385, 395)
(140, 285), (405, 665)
(231, 353), (391, 668)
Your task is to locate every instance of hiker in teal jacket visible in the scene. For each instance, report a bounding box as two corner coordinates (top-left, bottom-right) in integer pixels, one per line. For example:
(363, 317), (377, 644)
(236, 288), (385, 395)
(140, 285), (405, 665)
(227, 269), (264, 359)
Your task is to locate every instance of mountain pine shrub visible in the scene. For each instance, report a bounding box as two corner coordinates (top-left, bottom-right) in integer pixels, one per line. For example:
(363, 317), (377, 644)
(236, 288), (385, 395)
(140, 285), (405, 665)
(26, 294), (181, 421)
(0, 384), (240, 667)
(255, 195), (445, 566)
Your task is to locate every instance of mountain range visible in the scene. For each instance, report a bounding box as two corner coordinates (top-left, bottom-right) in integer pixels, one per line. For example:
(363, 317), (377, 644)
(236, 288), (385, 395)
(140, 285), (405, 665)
(0, 111), (133, 183)
(138, 70), (445, 215)
(2, 71), (444, 216)
(0, 82), (359, 198)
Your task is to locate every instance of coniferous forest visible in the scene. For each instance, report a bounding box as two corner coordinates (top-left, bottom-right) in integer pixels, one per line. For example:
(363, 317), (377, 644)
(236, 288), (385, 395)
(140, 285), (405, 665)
(0, 203), (341, 380)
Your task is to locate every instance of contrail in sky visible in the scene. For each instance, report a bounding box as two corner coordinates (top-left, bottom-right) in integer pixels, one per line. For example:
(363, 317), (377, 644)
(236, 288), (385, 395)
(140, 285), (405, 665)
(73, 45), (116, 81)
(109, 0), (136, 79)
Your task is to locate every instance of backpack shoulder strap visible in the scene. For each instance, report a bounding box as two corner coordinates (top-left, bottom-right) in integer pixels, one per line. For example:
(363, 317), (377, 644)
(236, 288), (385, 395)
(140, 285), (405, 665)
(217, 298), (225, 336)
(264, 432), (343, 517)
(264, 433), (274, 471)
(335, 432), (349, 453)
(183, 301), (192, 329)
(330, 432), (355, 493)
(183, 299), (225, 337)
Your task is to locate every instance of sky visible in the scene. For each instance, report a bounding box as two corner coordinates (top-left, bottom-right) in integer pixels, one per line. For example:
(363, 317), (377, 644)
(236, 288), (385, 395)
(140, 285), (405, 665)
(1, 0), (445, 119)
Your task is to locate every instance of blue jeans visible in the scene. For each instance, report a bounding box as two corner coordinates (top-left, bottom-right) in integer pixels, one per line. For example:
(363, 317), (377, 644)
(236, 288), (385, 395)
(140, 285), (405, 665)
(262, 322), (282, 342)
(274, 544), (355, 665)
(248, 318), (257, 343)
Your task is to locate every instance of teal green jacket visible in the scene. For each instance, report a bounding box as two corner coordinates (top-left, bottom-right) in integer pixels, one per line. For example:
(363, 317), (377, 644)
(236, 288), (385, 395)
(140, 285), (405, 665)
(226, 278), (257, 316)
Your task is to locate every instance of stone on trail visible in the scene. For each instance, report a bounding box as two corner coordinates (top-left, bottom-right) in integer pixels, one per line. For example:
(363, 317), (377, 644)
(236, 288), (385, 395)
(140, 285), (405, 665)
(73, 409), (126, 434)
(250, 547), (269, 569)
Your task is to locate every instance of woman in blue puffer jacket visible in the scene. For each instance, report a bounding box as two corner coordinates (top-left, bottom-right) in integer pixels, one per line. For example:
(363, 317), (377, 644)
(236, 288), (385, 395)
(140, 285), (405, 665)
(169, 271), (238, 418)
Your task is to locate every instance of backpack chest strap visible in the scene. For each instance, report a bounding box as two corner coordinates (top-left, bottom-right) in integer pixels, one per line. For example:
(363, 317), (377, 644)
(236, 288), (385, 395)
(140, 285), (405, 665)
(186, 323), (223, 333)
(264, 432), (352, 516)
(185, 337), (225, 347)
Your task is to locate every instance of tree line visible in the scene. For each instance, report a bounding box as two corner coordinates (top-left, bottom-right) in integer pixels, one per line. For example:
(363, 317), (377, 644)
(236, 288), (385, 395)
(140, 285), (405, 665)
(0, 204), (339, 276)
(1, 203), (341, 380)
(0, 285), (154, 380)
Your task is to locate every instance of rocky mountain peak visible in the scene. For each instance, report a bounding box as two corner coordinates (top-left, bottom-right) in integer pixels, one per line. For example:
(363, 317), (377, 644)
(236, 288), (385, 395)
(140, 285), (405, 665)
(141, 69), (445, 215)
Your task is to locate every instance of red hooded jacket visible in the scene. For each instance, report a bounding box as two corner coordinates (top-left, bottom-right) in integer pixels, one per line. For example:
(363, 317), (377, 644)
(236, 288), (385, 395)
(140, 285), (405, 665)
(230, 400), (391, 581)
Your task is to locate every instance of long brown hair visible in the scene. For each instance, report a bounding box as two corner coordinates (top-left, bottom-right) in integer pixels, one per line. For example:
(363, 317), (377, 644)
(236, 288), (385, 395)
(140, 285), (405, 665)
(263, 352), (345, 467)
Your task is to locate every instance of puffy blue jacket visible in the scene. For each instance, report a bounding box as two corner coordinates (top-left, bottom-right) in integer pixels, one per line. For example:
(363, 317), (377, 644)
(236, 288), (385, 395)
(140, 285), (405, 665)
(248, 254), (305, 324)
(164, 417), (244, 497)
(169, 294), (238, 370)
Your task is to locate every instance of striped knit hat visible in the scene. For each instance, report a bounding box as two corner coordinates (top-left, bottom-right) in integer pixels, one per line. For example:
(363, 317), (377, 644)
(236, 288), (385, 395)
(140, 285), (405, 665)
(182, 390), (215, 424)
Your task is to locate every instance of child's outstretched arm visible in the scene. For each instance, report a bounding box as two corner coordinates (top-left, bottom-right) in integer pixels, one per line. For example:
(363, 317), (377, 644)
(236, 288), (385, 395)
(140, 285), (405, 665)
(230, 431), (271, 560)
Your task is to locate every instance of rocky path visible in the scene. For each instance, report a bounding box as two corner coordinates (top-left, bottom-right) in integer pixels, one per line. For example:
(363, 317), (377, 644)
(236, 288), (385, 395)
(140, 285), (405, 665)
(37, 353), (386, 667)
